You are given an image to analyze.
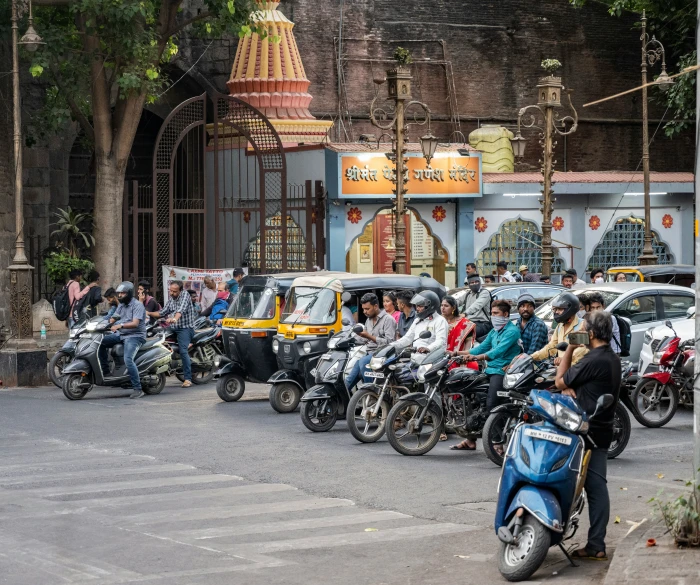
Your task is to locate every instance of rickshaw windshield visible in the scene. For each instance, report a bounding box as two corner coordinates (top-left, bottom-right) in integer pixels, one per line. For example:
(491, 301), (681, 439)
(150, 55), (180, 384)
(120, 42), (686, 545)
(607, 272), (640, 282)
(282, 286), (337, 325)
(226, 285), (276, 320)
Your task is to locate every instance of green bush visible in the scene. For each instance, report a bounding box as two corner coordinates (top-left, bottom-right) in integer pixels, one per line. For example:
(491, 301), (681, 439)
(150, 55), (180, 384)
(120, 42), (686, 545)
(44, 252), (94, 287)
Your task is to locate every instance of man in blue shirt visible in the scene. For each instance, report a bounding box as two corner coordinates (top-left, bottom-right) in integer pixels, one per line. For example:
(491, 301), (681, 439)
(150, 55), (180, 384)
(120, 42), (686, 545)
(99, 282), (147, 399)
(515, 293), (550, 355)
(226, 268), (246, 295)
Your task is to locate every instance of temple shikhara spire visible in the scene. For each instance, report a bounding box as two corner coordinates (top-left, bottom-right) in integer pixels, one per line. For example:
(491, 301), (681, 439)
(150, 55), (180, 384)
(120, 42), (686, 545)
(227, 1), (333, 144)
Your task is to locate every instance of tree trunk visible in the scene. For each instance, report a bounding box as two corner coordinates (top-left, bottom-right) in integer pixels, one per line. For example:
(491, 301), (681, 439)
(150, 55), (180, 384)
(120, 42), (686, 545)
(92, 155), (128, 289)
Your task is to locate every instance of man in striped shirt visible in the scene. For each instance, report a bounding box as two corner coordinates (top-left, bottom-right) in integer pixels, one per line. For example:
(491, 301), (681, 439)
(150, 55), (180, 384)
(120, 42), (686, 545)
(515, 293), (549, 355)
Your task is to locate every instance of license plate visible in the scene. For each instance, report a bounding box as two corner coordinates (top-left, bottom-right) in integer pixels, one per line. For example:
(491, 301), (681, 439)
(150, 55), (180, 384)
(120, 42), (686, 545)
(497, 391), (510, 398)
(365, 371), (384, 379)
(284, 331), (295, 339)
(524, 427), (572, 446)
(319, 353), (332, 360)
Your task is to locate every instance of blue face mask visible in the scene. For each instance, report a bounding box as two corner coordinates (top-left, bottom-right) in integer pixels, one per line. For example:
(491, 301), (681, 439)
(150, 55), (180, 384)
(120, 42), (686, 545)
(491, 315), (509, 330)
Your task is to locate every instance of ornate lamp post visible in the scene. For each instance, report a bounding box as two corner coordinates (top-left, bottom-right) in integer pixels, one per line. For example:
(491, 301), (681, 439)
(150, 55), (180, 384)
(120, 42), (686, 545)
(9, 0), (43, 343)
(368, 52), (434, 275)
(511, 61), (578, 278)
(638, 10), (674, 265)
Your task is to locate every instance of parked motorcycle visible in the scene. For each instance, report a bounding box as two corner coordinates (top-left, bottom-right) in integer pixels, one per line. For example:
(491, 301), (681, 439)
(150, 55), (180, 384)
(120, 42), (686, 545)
(385, 351), (489, 456)
(61, 320), (172, 400)
(632, 319), (696, 428)
(299, 325), (367, 432)
(483, 352), (631, 466)
(494, 389), (615, 581)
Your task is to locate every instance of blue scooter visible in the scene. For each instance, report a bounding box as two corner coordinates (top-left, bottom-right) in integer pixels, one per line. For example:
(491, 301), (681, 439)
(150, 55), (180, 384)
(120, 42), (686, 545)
(494, 387), (614, 581)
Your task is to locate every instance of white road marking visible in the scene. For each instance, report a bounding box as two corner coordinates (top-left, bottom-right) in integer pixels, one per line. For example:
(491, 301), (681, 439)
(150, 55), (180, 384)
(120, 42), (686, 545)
(621, 440), (694, 453)
(0, 463), (195, 485)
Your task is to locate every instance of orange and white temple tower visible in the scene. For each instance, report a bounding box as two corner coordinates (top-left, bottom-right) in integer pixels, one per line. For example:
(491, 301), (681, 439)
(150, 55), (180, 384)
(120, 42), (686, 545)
(227, 1), (333, 145)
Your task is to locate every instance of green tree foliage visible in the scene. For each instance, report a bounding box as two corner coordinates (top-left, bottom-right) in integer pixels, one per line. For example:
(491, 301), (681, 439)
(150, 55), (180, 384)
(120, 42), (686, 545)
(44, 253), (94, 286)
(51, 207), (95, 258)
(570, 1), (696, 137)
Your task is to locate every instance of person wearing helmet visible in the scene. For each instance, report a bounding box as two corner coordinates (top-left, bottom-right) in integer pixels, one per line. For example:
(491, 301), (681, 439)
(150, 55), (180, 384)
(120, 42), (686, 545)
(531, 290), (588, 365)
(389, 290), (448, 355)
(99, 281), (148, 399)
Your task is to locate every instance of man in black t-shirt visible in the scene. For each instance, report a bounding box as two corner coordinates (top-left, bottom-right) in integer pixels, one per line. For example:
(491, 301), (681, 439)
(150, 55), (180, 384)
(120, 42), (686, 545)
(555, 310), (621, 561)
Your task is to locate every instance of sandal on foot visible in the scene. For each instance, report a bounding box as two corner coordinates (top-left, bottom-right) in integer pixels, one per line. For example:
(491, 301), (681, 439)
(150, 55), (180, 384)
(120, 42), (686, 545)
(572, 548), (608, 561)
(450, 440), (476, 451)
(181, 380), (192, 388)
(440, 433), (448, 441)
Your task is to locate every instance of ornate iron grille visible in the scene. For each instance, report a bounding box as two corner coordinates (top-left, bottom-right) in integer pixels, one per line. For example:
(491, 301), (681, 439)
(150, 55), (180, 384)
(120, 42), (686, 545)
(477, 218), (564, 276)
(244, 213), (315, 271)
(587, 217), (673, 270)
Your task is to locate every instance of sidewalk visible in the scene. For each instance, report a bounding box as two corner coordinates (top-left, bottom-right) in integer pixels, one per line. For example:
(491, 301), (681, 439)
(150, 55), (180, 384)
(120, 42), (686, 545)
(604, 517), (700, 584)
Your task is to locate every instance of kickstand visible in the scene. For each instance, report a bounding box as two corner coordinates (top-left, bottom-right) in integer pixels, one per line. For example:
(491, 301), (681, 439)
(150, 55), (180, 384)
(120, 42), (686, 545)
(558, 543), (579, 568)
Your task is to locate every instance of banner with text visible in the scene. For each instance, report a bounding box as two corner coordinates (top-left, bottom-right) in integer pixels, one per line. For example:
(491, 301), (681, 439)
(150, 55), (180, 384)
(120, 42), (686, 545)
(161, 266), (245, 302)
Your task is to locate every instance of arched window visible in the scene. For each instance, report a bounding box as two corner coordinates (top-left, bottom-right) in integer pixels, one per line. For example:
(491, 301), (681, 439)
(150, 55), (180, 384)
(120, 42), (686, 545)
(587, 216), (673, 271)
(477, 218), (564, 276)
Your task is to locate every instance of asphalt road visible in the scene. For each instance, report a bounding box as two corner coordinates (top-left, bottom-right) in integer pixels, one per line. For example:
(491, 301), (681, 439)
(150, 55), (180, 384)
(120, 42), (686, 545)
(0, 379), (694, 585)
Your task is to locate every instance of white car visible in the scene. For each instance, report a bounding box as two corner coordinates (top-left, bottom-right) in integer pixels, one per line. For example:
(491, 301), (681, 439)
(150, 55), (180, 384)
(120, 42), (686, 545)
(638, 306), (696, 375)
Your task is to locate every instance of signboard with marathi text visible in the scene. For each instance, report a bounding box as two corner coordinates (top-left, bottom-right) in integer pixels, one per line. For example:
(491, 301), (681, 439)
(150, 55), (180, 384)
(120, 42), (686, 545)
(340, 153), (482, 197)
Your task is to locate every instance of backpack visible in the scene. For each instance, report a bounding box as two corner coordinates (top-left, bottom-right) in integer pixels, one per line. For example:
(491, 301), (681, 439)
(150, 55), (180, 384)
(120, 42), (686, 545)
(613, 315), (632, 357)
(74, 285), (102, 319)
(52, 281), (74, 321)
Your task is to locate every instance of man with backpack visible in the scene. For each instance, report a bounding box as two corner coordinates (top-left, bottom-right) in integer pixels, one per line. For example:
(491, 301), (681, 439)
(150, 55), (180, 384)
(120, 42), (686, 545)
(587, 292), (630, 356)
(463, 273), (493, 339)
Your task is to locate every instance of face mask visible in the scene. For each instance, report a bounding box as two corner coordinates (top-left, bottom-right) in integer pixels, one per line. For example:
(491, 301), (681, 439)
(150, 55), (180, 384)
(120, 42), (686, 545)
(594, 277), (604, 284)
(491, 315), (509, 330)
(468, 284), (481, 293)
(577, 309), (586, 318)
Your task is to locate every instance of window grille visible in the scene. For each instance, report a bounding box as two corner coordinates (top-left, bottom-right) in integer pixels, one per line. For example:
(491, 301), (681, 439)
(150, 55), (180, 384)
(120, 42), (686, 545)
(587, 217), (673, 270)
(476, 219), (564, 276)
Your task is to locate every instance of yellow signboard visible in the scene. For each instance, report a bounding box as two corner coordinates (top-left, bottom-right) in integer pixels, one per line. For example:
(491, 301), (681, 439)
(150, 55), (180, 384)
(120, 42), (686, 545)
(340, 154), (481, 196)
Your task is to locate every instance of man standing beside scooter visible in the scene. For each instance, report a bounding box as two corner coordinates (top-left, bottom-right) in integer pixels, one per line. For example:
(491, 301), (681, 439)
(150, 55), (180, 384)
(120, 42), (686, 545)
(148, 282), (197, 388)
(555, 310), (621, 561)
(100, 282), (147, 399)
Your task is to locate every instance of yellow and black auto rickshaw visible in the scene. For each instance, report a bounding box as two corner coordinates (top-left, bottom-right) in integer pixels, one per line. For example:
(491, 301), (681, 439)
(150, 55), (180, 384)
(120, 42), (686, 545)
(215, 272), (344, 402)
(268, 273), (446, 413)
(607, 265), (695, 287)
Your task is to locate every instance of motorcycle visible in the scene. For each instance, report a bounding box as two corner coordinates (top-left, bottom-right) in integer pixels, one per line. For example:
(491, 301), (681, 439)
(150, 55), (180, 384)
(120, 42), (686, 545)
(160, 321), (224, 385)
(483, 352), (631, 466)
(61, 320), (172, 400)
(299, 324), (367, 432)
(385, 351), (489, 456)
(632, 319), (695, 428)
(619, 360), (638, 413)
(494, 389), (615, 581)
(346, 330), (433, 443)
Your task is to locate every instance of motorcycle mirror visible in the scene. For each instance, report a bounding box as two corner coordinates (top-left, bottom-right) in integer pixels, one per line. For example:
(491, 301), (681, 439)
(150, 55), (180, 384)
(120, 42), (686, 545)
(665, 320), (673, 329)
(555, 341), (569, 352)
(341, 291), (352, 303)
(352, 324), (364, 334)
(419, 331), (432, 339)
(591, 393), (615, 419)
(341, 318), (350, 326)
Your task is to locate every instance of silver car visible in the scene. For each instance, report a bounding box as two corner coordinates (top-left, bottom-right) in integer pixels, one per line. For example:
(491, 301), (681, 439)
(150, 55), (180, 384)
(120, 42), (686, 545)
(535, 283), (695, 362)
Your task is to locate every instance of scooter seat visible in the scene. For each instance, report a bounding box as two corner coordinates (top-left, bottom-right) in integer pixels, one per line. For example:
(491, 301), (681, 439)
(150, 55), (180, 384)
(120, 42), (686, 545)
(139, 338), (160, 352)
(192, 329), (213, 344)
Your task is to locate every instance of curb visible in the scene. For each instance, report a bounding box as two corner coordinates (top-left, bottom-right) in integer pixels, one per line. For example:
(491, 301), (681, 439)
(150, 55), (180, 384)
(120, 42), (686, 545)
(603, 517), (656, 585)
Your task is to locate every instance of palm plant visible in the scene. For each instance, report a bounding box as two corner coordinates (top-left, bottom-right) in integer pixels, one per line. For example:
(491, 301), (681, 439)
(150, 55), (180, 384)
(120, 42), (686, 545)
(51, 207), (95, 258)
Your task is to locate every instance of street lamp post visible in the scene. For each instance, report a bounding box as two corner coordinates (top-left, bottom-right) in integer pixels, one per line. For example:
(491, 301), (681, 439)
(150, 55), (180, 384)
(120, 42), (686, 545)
(9, 0), (44, 343)
(369, 64), (435, 275)
(638, 10), (674, 265)
(511, 71), (578, 278)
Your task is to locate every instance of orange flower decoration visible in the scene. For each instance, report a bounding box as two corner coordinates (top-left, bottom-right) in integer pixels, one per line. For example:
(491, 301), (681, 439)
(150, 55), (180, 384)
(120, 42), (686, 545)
(475, 217), (488, 233)
(589, 215), (601, 230)
(347, 207), (362, 224)
(552, 216), (564, 231)
(662, 214), (673, 229)
(432, 205), (447, 223)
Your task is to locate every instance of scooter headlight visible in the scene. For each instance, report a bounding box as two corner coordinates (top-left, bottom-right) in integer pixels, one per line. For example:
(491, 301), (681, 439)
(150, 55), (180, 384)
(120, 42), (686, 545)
(272, 339), (279, 353)
(302, 342), (312, 354)
(323, 361), (340, 381)
(536, 395), (557, 418)
(327, 337), (339, 349)
(86, 321), (99, 332)
(369, 356), (385, 370)
(503, 372), (523, 389)
(417, 363), (432, 382)
(553, 403), (583, 432)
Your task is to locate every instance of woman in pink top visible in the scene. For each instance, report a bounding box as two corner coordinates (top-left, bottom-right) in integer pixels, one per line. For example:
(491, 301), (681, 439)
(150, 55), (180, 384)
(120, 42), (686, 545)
(383, 291), (401, 323)
(66, 268), (95, 326)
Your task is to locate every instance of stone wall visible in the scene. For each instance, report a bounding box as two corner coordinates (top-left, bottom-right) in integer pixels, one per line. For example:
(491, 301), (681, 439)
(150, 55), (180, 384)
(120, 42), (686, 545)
(0, 38), (13, 334)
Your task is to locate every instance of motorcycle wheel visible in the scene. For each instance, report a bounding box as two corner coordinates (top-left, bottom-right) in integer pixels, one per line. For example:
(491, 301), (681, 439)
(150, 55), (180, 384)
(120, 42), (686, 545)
(143, 373), (166, 395)
(48, 351), (71, 388)
(62, 373), (90, 401)
(498, 513), (551, 582)
(385, 399), (443, 456)
(216, 373), (245, 402)
(300, 398), (338, 432)
(269, 383), (301, 413)
(482, 411), (514, 467)
(346, 387), (390, 443)
(607, 402), (631, 459)
(191, 368), (214, 385)
(632, 378), (679, 428)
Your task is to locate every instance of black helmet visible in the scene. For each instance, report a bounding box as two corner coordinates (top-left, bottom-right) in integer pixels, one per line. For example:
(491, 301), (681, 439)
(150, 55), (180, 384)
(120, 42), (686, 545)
(411, 290), (440, 320)
(116, 281), (135, 305)
(551, 291), (579, 324)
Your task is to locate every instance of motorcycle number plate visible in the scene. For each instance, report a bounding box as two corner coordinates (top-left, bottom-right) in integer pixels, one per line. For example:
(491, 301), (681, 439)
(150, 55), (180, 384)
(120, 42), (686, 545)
(524, 427), (572, 446)
(365, 371), (385, 379)
(497, 391), (510, 398)
(320, 353), (332, 360)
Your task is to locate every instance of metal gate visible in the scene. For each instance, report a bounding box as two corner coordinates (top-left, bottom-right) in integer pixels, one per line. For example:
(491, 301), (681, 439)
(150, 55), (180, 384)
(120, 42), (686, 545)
(123, 92), (324, 298)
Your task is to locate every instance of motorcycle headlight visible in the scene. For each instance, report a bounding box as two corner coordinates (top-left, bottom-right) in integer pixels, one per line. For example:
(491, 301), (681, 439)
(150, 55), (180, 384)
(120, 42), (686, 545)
(417, 363), (432, 382)
(553, 403), (583, 432)
(86, 321), (99, 331)
(504, 372), (523, 389)
(327, 337), (339, 349)
(536, 395), (557, 418)
(369, 356), (385, 370)
(323, 361), (340, 380)
(272, 339), (279, 353)
(302, 342), (312, 354)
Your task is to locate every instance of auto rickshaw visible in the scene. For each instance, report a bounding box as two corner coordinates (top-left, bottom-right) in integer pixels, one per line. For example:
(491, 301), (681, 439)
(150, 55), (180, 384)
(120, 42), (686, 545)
(607, 264), (695, 287)
(268, 273), (446, 413)
(215, 272), (346, 402)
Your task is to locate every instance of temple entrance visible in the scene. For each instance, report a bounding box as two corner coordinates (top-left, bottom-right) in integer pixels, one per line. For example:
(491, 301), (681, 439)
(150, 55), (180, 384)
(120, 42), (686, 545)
(346, 209), (452, 287)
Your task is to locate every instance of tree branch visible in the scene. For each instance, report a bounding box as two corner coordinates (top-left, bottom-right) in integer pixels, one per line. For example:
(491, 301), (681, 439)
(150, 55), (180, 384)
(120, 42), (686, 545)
(165, 11), (212, 38)
(48, 63), (95, 143)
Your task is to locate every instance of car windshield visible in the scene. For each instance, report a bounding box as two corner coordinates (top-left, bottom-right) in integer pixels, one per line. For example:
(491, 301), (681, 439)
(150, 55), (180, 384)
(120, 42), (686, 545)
(536, 289), (622, 321)
(226, 285), (276, 320)
(282, 286), (337, 325)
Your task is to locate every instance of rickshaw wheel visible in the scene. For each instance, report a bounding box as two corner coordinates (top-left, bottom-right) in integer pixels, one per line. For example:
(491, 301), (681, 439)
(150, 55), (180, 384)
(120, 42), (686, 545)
(270, 383), (301, 413)
(216, 374), (246, 402)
